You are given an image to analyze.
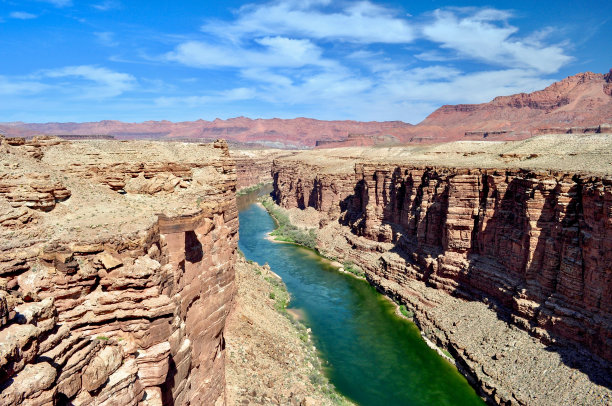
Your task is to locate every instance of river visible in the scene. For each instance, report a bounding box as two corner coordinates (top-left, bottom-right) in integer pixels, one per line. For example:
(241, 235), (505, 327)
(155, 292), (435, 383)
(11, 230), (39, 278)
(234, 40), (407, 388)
(237, 189), (484, 406)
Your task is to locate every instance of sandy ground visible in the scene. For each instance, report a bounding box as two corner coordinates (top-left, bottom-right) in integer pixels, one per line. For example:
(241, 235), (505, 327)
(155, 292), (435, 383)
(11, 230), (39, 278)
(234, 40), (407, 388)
(276, 203), (612, 406)
(225, 257), (354, 406)
(277, 134), (612, 176)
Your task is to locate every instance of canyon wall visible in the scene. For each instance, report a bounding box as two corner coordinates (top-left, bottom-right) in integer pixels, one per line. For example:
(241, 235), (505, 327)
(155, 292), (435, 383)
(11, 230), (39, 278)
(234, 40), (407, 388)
(271, 158), (612, 365)
(232, 150), (297, 190)
(0, 137), (238, 405)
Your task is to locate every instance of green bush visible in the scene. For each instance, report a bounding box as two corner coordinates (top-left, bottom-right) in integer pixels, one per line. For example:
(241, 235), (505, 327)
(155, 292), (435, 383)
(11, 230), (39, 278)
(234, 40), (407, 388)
(260, 197), (318, 251)
(236, 181), (272, 196)
(399, 305), (414, 319)
(342, 261), (365, 278)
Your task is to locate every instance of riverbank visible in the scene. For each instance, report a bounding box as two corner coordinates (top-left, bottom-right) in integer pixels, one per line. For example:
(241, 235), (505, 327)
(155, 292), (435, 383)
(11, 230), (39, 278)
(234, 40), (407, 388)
(268, 199), (612, 405)
(225, 255), (354, 405)
(258, 198), (481, 392)
(236, 181), (273, 196)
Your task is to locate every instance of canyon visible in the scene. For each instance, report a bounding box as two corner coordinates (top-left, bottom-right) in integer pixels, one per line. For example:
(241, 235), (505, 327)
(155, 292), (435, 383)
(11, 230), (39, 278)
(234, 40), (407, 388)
(1, 69), (610, 148)
(269, 135), (612, 405)
(1, 66), (611, 404)
(1, 130), (612, 405)
(0, 136), (238, 405)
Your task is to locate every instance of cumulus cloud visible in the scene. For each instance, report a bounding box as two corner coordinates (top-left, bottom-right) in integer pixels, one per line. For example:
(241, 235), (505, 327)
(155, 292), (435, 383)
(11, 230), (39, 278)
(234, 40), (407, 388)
(10, 12), (37, 20)
(422, 8), (572, 73)
(38, 65), (136, 98)
(166, 37), (331, 69)
(160, 3), (573, 121)
(203, 0), (416, 44)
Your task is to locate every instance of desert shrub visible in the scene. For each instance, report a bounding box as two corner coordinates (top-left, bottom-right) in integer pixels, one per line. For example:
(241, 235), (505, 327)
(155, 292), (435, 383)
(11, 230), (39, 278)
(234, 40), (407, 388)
(260, 197), (318, 251)
(342, 261), (365, 278)
(399, 305), (414, 319)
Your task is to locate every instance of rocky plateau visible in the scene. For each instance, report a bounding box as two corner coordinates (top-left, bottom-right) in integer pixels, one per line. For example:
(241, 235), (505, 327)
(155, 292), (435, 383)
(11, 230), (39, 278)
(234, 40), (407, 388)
(269, 134), (612, 405)
(0, 136), (239, 405)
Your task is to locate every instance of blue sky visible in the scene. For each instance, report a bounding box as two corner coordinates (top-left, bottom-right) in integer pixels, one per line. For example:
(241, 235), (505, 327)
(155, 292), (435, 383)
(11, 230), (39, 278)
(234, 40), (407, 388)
(0, 0), (610, 123)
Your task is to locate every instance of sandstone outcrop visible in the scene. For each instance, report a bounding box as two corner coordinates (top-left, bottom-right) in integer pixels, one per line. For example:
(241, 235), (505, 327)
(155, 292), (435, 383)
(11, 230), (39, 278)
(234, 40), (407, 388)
(270, 138), (612, 404)
(0, 138), (238, 405)
(231, 150), (297, 190)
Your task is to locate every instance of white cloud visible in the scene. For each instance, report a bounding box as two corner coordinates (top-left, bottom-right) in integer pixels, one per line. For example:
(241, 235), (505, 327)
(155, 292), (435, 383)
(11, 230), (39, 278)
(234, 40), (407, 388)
(422, 8), (572, 73)
(94, 31), (118, 47)
(36, 0), (72, 7)
(40, 65), (136, 98)
(0, 76), (49, 95)
(92, 1), (121, 11)
(155, 87), (256, 107)
(166, 37), (330, 69)
(10, 12), (37, 20)
(203, 1), (416, 44)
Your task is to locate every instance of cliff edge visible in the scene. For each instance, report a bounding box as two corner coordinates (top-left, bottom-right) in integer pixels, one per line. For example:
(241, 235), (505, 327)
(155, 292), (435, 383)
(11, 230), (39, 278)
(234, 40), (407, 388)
(0, 137), (238, 405)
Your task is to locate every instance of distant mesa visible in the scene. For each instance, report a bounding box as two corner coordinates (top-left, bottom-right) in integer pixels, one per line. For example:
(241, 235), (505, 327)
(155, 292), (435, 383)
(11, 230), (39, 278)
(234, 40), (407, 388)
(54, 134), (116, 140)
(0, 68), (610, 148)
(315, 133), (400, 148)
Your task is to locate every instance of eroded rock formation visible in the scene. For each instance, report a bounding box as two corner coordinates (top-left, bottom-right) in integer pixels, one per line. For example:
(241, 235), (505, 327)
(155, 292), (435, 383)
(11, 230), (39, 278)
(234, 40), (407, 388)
(271, 140), (612, 404)
(231, 150), (296, 190)
(0, 137), (238, 405)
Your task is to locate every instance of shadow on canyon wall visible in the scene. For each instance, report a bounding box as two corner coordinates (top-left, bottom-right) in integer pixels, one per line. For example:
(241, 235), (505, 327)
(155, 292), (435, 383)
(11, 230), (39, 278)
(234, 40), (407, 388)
(330, 173), (612, 390)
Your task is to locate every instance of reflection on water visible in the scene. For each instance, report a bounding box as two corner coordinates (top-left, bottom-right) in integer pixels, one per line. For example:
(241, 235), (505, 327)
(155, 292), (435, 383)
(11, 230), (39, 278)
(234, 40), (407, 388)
(237, 188), (485, 406)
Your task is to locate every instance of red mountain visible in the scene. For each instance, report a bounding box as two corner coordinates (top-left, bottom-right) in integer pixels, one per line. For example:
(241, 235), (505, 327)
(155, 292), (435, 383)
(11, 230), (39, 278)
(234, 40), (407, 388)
(0, 117), (412, 148)
(1, 69), (610, 148)
(405, 69), (612, 142)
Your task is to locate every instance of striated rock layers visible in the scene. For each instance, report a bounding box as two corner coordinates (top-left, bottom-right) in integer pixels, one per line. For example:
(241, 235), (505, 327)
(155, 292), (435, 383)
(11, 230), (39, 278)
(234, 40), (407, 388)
(0, 136), (238, 405)
(271, 144), (612, 400)
(231, 150), (297, 190)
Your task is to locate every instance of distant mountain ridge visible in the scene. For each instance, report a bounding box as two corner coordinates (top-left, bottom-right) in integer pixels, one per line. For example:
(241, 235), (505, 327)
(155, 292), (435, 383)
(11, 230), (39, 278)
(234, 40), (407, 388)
(2, 68), (610, 148)
(0, 117), (412, 148)
(410, 69), (612, 143)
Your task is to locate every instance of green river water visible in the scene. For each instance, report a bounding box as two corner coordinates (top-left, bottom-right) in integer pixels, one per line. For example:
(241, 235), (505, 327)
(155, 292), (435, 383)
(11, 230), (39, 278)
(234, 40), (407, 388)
(237, 190), (485, 406)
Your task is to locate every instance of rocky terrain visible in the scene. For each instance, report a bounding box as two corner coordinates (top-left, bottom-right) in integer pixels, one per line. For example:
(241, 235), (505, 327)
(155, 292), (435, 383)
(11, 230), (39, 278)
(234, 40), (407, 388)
(1, 69), (610, 148)
(0, 136), (238, 405)
(269, 134), (612, 405)
(225, 257), (351, 406)
(231, 150), (296, 190)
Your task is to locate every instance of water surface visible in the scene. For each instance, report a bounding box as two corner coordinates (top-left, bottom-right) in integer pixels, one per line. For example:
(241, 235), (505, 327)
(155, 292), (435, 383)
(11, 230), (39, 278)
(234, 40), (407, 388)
(238, 192), (484, 406)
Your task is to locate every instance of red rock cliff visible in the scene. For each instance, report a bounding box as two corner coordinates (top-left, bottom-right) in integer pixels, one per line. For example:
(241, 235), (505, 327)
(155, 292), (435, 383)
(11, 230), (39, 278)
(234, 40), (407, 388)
(0, 138), (238, 405)
(271, 159), (612, 364)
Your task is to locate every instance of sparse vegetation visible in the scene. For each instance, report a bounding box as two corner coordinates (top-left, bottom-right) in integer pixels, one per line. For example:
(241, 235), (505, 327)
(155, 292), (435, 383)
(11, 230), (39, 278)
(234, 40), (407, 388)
(236, 181), (272, 196)
(399, 304), (414, 319)
(260, 196), (318, 250)
(342, 261), (365, 278)
(251, 261), (353, 405)
(441, 349), (454, 360)
(265, 275), (290, 314)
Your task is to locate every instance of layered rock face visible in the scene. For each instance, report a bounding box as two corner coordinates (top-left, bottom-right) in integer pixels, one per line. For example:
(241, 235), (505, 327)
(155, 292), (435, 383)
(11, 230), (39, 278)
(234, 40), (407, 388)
(0, 137), (238, 405)
(231, 150), (296, 190)
(271, 143), (612, 365)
